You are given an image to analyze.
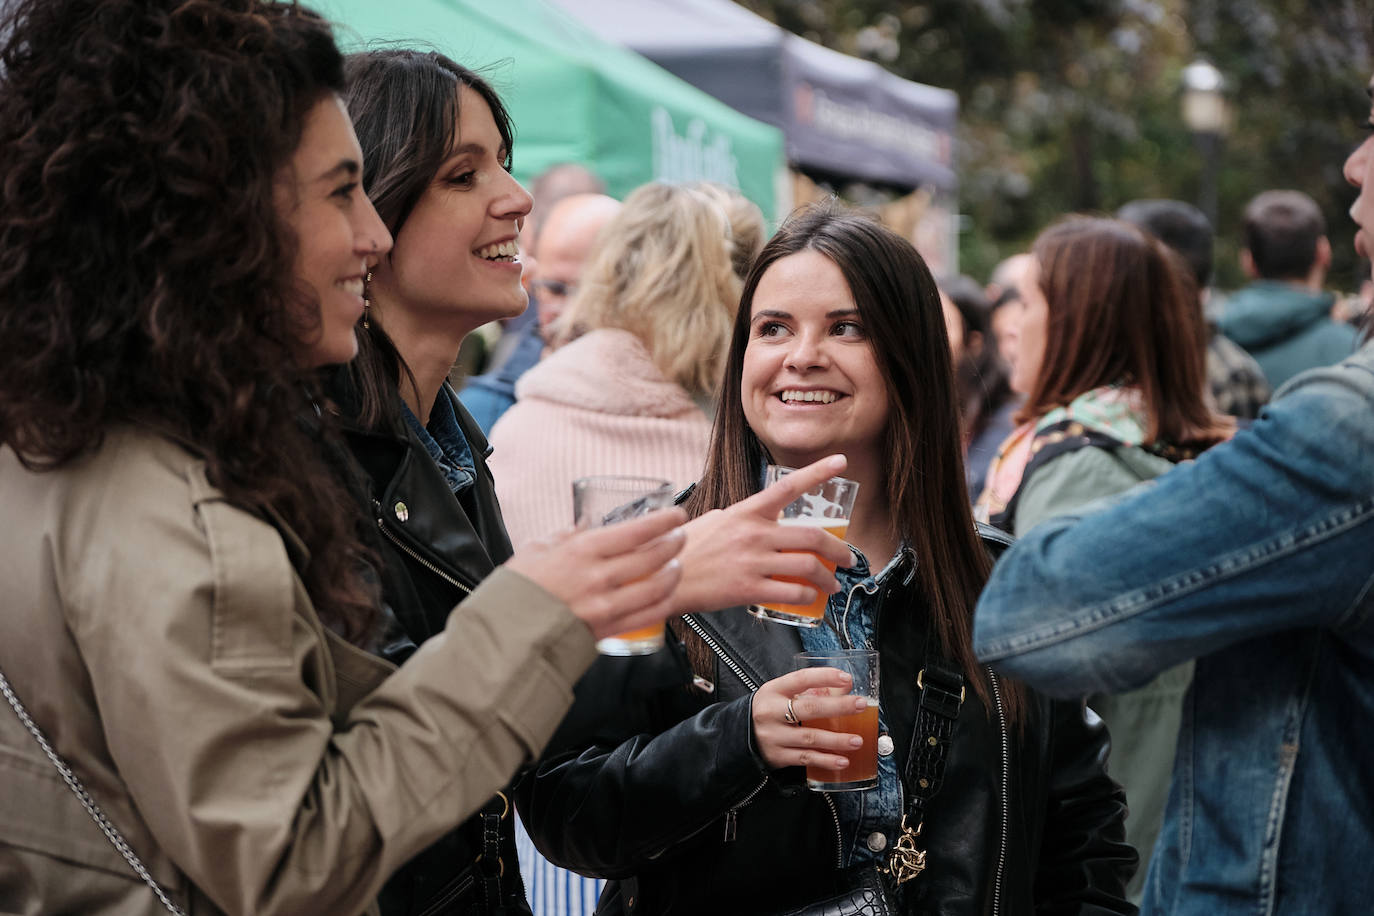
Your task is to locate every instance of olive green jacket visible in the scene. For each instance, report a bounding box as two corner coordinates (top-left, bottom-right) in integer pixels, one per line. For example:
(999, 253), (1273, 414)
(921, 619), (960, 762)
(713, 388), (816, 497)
(1013, 443), (1192, 907)
(0, 428), (594, 915)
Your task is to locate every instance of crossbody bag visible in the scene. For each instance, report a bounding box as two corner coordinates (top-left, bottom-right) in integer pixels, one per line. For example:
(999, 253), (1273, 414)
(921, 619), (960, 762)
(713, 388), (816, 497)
(0, 664), (186, 915)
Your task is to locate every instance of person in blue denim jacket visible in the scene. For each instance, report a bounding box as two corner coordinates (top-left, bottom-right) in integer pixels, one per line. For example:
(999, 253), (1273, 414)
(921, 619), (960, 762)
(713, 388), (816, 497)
(972, 78), (1374, 915)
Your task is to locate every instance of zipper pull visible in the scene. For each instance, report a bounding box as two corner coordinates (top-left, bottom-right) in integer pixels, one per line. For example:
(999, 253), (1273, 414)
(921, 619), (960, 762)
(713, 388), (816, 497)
(723, 808), (738, 842)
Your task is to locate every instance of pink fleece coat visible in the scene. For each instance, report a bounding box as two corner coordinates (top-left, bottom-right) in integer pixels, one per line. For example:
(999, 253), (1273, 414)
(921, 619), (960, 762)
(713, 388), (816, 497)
(487, 328), (713, 550)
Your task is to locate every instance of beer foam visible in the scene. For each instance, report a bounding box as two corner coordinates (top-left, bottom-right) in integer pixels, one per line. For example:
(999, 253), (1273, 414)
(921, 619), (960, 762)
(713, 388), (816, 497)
(778, 515), (849, 528)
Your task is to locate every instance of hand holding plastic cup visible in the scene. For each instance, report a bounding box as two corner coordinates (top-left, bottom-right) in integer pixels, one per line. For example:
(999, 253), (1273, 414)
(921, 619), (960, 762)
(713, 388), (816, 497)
(572, 475), (675, 655)
(748, 465), (859, 627)
(794, 649), (880, 791)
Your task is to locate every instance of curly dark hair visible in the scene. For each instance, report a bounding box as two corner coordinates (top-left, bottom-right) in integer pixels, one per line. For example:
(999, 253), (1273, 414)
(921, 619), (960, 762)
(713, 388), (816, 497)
(0, 0), (380, 641)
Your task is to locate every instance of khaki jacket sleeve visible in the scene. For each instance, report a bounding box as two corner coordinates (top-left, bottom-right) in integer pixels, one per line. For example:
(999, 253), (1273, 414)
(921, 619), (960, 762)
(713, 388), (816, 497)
(60, 442), (595, 915)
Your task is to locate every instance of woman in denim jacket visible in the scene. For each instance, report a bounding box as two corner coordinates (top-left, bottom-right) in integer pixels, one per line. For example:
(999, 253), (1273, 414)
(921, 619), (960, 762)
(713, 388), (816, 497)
(518, 203), (1136, 915)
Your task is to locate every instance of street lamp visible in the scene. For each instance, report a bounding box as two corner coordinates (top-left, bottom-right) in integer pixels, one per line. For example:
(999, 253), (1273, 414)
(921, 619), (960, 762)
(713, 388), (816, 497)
(1181, 58), (1230, 225)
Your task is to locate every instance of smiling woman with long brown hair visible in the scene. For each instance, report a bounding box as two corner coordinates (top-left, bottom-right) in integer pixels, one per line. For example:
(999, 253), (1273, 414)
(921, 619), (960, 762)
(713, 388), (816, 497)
(328, 49), (846, 916)
(517, 202), (1136, 916)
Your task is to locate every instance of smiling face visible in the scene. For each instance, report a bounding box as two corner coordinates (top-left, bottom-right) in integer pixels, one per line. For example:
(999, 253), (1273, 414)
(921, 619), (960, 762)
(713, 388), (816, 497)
(1346, 76), (1374, 282)
(741, 249), (890, 470)
(371, 85), (533, 336)
(282, 94), (392, 368)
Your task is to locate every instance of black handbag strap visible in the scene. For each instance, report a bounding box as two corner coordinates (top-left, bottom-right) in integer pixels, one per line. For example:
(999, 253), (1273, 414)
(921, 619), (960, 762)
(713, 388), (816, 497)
(881, 658), (964, 886)
(0, 664), (186, 915)
(903, 658), (964, 817)
(474, 791), (510, 912)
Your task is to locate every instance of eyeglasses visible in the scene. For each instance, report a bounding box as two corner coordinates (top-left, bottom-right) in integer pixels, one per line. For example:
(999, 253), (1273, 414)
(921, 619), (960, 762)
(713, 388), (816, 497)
(532, 279), (576, 299)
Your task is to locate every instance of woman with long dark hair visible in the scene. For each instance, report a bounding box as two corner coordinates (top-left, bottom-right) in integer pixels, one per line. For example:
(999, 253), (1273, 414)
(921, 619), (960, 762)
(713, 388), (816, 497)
(0, 4), (689, 912)
(517, 203), (1136, 915)
(332, 50), (848, 915)
(975, 215), (1233, 903)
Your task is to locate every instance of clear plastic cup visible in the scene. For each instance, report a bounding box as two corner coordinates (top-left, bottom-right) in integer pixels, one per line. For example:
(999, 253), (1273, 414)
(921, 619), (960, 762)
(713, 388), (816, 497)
(794, 648), (880, 791)
(748, 466), (859, 628)
(572, 475), (675, 655)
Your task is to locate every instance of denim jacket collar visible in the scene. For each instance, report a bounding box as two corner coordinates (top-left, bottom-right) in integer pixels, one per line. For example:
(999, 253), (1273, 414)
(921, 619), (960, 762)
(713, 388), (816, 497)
(402, 389), (475, 495)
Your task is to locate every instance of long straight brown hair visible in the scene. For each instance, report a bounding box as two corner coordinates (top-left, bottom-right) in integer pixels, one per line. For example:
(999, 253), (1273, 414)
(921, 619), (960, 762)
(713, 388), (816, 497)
(1018, 216), (1234, 446)
(340, 50), (517, 430)
(684, 201), (1023, 724)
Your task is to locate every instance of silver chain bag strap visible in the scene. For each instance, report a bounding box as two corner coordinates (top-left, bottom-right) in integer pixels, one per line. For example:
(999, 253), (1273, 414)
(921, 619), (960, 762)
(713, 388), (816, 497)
(0, 664), (186, 915)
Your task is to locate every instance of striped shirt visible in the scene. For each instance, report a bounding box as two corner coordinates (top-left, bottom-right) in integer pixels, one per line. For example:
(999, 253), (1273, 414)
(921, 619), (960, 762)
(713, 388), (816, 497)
(516, 818), (604, 916)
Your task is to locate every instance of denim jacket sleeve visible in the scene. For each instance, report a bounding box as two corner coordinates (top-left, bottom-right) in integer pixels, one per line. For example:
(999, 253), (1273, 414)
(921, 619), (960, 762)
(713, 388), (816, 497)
(973, 347), (1374, 697)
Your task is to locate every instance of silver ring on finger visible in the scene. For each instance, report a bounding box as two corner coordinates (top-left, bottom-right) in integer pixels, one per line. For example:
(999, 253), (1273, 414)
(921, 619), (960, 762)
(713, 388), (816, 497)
(783, 697), (800, 726)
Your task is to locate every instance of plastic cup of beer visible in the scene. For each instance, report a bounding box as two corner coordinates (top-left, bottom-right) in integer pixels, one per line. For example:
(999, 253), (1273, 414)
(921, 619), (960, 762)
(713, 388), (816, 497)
(794, 648), (879, 791)
(572, 475), (675, 656)
(747, 465), (858, 628)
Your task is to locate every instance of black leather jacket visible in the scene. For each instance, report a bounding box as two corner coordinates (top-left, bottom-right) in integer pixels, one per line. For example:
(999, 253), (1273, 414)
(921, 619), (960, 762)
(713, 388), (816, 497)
(517, 528), (1136, 916)
(335, 376), (530, 916)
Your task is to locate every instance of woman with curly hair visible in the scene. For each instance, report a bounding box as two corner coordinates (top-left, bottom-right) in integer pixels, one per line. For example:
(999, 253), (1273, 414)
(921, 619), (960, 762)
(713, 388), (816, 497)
(0, 2), (691, 913)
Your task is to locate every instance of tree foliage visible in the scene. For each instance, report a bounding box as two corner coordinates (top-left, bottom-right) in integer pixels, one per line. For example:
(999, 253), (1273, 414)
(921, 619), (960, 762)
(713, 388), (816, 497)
(738, 0), (1372, 289)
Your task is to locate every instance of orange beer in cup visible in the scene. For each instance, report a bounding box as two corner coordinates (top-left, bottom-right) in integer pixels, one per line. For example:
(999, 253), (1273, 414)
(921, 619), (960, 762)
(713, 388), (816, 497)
(808, 700), (879, 788)
(572, 475), (675, 656)
(794, 648), (880, 791)
(749, 466), (859, 627)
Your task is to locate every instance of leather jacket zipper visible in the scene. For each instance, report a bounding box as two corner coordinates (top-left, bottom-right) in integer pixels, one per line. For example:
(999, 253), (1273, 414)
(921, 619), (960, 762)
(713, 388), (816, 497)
(680, 614), (845, 863)
(681, 613), (759, 691)
(374, 501), (474, 596)
(723, 778), (769, 841)
(822, 793), (844, 867)
(989, 668), (1009, 916)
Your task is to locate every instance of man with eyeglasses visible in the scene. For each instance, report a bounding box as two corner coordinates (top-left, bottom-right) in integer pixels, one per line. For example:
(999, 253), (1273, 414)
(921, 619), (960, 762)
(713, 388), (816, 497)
(529, 193), (622, 338)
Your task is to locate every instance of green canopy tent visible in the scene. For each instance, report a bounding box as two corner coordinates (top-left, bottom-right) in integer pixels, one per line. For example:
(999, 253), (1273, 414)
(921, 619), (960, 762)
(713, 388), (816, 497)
(317, 0), (786, 216)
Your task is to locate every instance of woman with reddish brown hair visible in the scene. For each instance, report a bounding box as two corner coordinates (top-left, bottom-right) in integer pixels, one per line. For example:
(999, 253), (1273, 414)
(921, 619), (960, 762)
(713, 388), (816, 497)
(976, 216), (1233, 530)
(975, 214), (1234, 903)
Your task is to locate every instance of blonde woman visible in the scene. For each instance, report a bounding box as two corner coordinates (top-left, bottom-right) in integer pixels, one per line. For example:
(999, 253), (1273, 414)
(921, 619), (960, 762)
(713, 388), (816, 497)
(489, 181), (741, 548)
(693, 180), (767, 281)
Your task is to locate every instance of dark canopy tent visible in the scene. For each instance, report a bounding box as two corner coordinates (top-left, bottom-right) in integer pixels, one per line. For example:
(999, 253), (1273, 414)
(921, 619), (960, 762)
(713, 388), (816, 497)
(547, 0), (958, 195)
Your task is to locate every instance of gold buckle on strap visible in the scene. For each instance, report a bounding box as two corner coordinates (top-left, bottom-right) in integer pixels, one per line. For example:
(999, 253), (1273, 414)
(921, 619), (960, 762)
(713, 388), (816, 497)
(880, 817), (927, 885)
